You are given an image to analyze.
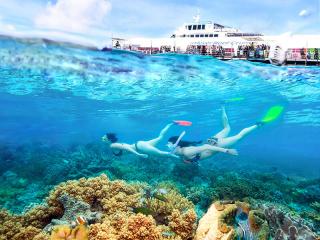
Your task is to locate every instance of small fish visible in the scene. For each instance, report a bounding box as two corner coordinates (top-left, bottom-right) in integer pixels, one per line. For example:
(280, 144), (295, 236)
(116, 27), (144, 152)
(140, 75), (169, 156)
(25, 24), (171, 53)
(157, 188), (168, 195)
(133, 207), (154, 215)
(139, 197), (146, 204)
(76, 216), (86, 225)
(162, 231), (175, 237)
(145, 189), (152, 199)
(152, 193), (168, 202)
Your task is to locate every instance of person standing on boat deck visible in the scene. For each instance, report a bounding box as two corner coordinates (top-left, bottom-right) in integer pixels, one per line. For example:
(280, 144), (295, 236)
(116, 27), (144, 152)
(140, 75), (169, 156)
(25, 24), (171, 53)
(102, 123), (179, 159)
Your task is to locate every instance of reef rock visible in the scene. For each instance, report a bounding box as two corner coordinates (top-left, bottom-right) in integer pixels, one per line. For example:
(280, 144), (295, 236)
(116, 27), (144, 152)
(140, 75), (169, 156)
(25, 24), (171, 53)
(264, 206), (319, 240)
(44, 194), (101, 232)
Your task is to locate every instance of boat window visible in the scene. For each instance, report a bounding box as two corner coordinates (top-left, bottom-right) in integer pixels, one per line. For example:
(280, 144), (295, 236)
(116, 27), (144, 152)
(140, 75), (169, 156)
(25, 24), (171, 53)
(202, 25), (205, 29)
(200, 34), (204, 37)
(188, 25), (192, 30)
(193, 25), (196, 30)
(191, 35), (194, 37)
(195, 34), (199, 37)
(197, 25), (201, 30)
(205, 34), (208, 37)
(182, 34), (186, 37)
(209, 34), (213, 37)
(214, 34), (218, 37)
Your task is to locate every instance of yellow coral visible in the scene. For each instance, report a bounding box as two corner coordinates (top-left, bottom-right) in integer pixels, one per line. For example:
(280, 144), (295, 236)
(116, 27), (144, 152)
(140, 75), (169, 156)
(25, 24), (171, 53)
(118, 213), (162, 240)
(50, 224), (88, 240)
(148, 189), (194, 217)
(168, 209), (197, 240)
(1, 174), (197, 240)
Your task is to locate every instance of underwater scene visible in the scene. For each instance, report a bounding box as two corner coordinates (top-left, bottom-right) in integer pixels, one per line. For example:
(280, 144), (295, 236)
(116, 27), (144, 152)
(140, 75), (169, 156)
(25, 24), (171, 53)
(0, 36), (319, 240)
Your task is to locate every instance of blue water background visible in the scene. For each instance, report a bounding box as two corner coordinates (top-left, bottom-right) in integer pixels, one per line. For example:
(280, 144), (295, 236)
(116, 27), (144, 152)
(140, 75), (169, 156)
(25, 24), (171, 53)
(0, 37), (319, 177)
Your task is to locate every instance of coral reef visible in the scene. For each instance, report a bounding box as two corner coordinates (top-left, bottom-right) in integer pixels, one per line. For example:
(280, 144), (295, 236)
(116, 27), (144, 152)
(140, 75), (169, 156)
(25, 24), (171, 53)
(0, 174), (197, 240)
(44, 194), (101, 232)
(264, 205), (319, 240)
(1, 141), (320, 238)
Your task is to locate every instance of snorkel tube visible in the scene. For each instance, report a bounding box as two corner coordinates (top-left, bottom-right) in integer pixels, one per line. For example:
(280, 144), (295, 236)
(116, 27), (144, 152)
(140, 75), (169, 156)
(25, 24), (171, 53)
(169, 131), (186, 153)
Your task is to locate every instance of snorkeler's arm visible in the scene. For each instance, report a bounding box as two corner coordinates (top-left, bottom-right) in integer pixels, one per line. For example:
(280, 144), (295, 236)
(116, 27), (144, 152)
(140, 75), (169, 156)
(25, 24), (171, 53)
(195, 145), (238, 156)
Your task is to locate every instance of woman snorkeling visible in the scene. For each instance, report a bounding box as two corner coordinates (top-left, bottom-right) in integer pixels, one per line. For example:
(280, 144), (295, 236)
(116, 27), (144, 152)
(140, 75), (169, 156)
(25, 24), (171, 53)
(168, 106), (261, 163)
(102, 123), (179, 159)
(167, 136), (238, 163)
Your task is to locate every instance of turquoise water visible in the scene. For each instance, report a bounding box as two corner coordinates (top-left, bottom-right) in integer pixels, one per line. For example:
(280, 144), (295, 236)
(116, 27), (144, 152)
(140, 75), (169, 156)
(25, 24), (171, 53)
(1, 37), (319, 175)
(0, 37), (319, 232)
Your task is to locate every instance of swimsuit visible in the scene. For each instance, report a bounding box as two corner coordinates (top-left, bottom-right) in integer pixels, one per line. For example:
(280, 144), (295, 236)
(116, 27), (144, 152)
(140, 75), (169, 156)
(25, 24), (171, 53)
(184, 153), (201, 164)
(134, 142), (141, 153)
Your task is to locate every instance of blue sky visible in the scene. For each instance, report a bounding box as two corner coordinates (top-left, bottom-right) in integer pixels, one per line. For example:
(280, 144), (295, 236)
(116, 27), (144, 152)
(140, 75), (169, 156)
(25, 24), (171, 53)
(0, 0), (319, 46)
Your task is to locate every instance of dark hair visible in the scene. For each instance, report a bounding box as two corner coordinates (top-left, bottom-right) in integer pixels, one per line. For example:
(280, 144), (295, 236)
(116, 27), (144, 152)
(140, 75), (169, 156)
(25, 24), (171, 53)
(106, 133), (118, 143)
(168, 136), (202, 148)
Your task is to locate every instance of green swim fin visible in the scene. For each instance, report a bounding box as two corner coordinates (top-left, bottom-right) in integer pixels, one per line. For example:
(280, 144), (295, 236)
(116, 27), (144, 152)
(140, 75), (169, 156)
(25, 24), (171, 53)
(261, 105), (284, 123)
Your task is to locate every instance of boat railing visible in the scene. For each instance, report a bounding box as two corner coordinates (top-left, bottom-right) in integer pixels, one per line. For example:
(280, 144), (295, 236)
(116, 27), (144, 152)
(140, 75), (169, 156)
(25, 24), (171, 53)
(182, 44), (320, 65)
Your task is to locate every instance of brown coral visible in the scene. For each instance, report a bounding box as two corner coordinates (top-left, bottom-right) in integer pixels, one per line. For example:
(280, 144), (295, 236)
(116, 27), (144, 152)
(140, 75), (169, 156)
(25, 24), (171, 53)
(168, 209), (197, 240)
(1, 174), (197, 240)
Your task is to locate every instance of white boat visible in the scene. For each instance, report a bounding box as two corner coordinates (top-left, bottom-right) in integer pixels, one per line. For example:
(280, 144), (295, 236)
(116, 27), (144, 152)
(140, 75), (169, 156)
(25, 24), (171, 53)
(120, 14), (320, 64)
(124, 14), (274, 52)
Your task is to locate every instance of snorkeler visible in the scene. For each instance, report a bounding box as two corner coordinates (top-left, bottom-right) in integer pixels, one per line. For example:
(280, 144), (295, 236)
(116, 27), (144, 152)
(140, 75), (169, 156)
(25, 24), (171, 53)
(167, 135), (238, 163)
(168, 106), (260, 163)
(102, 123), (179, 159)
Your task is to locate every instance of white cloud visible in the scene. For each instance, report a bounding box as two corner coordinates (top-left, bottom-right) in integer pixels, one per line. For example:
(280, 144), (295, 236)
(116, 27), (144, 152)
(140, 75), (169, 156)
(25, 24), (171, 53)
(298, 9), (311, 17)
(34, 0), (111, 33)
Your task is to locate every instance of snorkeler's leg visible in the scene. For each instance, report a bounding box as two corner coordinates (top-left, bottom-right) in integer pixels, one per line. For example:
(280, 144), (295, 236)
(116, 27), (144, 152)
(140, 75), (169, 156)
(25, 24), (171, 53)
(147, 123), (174, 146)
(218, 125), (258, 147)
(142, 144), (179, 159)
(213, 106), (231, 138)
(194, 145), (238, 157)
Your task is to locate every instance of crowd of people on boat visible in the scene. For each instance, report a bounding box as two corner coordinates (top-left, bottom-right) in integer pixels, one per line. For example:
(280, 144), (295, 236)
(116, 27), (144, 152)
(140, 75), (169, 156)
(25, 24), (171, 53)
(237, 44), (270, 58)
(186, 45), (228, 56)
(184, 43), (271, 59)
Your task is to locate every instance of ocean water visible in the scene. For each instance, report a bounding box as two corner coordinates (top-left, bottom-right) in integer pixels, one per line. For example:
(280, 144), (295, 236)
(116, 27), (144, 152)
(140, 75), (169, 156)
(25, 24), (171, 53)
(1, 37), (319, 174)
(0, 36), (319, 224)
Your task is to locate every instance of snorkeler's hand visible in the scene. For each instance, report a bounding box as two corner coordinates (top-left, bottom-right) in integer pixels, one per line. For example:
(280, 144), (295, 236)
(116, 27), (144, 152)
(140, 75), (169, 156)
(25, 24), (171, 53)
(140, 154), (148, 159)
(226, 149), (238, 156)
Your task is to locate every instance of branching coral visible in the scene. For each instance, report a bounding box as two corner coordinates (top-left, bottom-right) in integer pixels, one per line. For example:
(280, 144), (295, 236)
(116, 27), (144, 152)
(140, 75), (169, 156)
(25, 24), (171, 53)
(168, 209), (197, 240)
(1, 174), (197, 240)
